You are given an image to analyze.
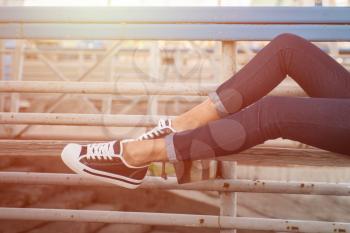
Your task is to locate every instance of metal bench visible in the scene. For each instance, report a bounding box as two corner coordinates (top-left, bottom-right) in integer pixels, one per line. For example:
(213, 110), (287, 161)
(0, 6), (350, 41)
(0, 5), (350, 233)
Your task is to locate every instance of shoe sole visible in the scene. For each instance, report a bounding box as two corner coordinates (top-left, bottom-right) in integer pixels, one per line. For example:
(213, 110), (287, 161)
(61, 143), (145, 189)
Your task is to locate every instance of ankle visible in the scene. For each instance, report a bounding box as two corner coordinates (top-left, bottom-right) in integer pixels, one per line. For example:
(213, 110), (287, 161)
(172, 117), (200, 132)
(122, 139), (169, 167)
(122, 141), (148, 167)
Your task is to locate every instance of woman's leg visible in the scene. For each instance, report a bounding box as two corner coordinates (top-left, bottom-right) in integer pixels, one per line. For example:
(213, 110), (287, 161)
(62, 33), (350, 187)
(124, 96), (350, 167)
(173, 33), (350, 131)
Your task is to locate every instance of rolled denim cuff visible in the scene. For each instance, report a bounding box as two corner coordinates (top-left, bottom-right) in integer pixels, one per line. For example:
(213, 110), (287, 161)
(208, 91), (230, 117)
(164, 133), (178, 162)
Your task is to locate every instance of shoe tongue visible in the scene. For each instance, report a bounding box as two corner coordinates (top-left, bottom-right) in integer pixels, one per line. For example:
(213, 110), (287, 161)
(80, 146), (87, 156)
(112, 141), (120, 154)
(159, 119), (170, 128)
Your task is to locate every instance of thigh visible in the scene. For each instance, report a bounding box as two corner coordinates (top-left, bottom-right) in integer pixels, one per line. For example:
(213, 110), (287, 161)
(258, 96), (350, 155)
(277, 34), (350, 98)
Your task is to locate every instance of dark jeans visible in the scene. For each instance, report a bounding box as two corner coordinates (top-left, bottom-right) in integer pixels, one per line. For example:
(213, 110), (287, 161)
(165, 33), (350, 166)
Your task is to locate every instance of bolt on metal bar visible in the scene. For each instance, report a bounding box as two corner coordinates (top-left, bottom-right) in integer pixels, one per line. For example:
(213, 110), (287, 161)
(0, 207), (349, 233)
(1, 172), (350, 196)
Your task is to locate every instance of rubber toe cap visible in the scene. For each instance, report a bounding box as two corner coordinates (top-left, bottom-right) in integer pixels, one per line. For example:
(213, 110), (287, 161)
(61, 143), (82, 171)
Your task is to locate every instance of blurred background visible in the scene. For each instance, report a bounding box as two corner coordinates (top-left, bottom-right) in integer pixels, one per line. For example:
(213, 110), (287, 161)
(0, 0), (349, 6)
(0, 1), (350, 233)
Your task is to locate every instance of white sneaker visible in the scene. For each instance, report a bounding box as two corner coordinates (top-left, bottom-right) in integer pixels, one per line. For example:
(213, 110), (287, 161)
(61, 139), (148, 189)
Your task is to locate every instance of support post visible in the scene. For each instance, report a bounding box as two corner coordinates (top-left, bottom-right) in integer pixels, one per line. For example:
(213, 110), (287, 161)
(0, 39), (4, 112)
(220, 41), (237, 233)
(315, 0), (323, 6)
(8, 40), (24, 137)
(102, 42), (115, 114)
(10, 40), (24, 113)
(148, 41), (160, 116)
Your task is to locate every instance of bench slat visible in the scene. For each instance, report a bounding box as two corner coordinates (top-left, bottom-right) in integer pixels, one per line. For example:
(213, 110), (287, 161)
(0, 113), (161, 127)
(0, 81), (304, 96)
(1, 207), (350, 231)
(0, 7), (349, 24)
(1, 172), (350, 195)
(2, 24), (350, 41)
(0, 140), (348, 166)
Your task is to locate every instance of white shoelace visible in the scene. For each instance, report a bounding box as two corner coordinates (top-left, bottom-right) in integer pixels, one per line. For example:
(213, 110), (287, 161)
(138, 119), (175, 140)
(86, 141), (115, 160)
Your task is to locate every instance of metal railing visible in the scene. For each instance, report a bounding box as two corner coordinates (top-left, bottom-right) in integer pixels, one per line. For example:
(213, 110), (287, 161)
(0, 81), (303, 96)
(1, 207), (349, 232)
(1, 172), (350, 196)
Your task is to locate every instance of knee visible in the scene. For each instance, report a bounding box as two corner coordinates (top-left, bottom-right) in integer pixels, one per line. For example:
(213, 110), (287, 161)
(273, 33), (301, 42)
(271, 33), (307, 49)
